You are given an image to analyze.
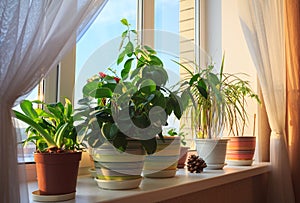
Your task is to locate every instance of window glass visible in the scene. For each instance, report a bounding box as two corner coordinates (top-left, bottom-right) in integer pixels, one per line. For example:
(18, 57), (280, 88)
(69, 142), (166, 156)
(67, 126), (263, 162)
(154, 0), (181, 134)
(13, 86), (40, 163)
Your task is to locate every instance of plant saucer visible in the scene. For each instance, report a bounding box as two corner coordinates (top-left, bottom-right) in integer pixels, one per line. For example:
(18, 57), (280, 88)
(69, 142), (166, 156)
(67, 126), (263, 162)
(32, 190), (75, 202)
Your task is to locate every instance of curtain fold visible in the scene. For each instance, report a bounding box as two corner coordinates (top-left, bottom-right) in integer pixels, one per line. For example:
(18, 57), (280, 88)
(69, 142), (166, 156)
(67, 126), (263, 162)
(238, 0), (295, 202)
(0, 0), (108, 202)
(285, 0), (300, 202)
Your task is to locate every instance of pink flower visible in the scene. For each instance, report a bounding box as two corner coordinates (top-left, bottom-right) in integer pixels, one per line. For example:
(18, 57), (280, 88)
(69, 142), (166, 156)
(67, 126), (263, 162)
(99, 72), (107, 78)
(114, 77), (120, 83)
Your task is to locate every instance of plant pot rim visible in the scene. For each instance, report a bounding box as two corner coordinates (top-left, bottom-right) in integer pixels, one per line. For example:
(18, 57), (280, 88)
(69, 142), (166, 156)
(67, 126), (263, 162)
(34, 150), (82, 155)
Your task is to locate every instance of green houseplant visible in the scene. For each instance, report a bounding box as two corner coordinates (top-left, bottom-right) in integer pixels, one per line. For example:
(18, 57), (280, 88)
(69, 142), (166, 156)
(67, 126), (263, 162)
(75, 19), (184, 188)
(222, 73), (260, 166)
(177, 58), (228, 170)
(13, 98), (82, 197)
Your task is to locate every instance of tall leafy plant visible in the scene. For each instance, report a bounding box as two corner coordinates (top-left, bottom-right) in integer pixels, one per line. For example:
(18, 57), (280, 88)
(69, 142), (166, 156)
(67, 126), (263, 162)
(75, 19), (184, 154)
(177, 59), (225, 139)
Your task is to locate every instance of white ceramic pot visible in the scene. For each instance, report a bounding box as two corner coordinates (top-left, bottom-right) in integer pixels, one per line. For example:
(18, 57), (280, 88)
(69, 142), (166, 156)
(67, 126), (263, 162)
(195, 139), (229, 170)
(143, 136), (181, 178)
(92, 140), (145, 190)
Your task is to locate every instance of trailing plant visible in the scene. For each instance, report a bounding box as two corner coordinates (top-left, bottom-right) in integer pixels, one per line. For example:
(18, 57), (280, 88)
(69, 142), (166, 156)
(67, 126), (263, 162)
(75, 19), (184, 154)
(13, 98), (80, 153)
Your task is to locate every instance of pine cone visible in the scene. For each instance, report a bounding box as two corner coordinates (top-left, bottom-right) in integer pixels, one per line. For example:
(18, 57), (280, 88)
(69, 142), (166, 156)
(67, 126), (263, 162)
(187, 154), (207, 173)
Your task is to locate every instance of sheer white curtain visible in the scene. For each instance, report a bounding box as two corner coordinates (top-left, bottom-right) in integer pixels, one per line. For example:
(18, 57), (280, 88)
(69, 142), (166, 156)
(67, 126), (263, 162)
(0, 0), (107, 202)
(238, 0), (294, 202)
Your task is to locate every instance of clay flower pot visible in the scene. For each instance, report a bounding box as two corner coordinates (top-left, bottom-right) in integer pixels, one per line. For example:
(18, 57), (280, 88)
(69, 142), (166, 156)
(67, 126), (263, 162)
(226, 136), (256, 166)
(34, 152), (82, 195)
(177, 146), (189, 168)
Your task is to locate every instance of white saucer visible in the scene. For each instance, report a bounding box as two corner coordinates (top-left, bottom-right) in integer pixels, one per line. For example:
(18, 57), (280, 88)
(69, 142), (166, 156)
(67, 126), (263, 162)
(205, 163), (227, 170)
(95, 177), (142, 190)
(32, 190), (75, 202)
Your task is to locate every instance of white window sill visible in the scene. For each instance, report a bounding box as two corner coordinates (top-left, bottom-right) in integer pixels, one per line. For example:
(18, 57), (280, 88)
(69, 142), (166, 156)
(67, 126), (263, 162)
(27, 162), (270, 203)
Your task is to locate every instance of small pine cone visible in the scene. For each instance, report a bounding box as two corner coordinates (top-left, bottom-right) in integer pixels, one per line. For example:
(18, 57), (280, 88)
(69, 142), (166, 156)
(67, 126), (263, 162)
(187, 154), (207, 173)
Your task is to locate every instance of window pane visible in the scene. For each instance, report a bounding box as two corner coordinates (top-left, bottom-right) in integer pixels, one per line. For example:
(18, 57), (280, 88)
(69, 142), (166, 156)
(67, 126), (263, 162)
(75, 0), (137, 102)
(154, 0), (181, 135)
(13, 86), (40, 163)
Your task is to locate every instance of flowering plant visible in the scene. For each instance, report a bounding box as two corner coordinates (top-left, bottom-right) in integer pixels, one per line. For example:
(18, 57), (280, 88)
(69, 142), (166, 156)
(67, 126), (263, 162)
(75, 19), (184, 154)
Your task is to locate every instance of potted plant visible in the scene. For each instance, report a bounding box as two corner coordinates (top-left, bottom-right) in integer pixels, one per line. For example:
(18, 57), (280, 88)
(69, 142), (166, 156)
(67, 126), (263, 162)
(177, 57), (229, 170)
(167, 128), (189, 169)
(13, 98), (82, 200)
(75, 19), (184, 189)
(222, 73), (260, 166)
(142, 130), (181, 178)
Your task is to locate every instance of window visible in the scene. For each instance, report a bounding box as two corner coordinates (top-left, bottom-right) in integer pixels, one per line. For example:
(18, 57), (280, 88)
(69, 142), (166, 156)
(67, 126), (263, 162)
(75, 0), (137, 103)
(14, 84), (43, 163)
(66, 0), (258, 149)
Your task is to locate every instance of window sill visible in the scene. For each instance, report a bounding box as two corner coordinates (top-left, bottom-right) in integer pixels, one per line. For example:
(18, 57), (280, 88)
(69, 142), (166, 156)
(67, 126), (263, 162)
(27, 162), (270, 202)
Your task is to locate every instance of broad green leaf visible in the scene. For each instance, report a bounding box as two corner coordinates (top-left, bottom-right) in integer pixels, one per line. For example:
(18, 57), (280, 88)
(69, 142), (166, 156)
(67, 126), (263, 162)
(82, 81), (98, 97)
(140, 79), (156, 94)
(125, 41), (134, 57)
(112, 133), (127, 152)
(20, 100), (38, 119)
(121, 58), (134, 79)
(149, 55), (163, 67)
(117, 50), (126, 65)
(94, 87), (113, 98)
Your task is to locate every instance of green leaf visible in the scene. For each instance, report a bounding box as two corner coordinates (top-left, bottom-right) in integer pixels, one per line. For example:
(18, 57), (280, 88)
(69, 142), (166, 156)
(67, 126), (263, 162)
(120, 18), (129, 26)
(149, 55), (163, 67)
(139, 79), (156, 94)
(82, 81), (99, 97)
(131, 29), (137, 34)
(143, 45), (156, 54)
(94, 87), (113, 98)
(122, 30), (128, 38)
(117, 50), (126, 65)
(125, 41), (134, 57)
(130, 67), (141, 80)
(121, 58), (134, 80)
(189, 73), (200, 85)
(20, 100), (38, 119)
(13, 110), (56, 148)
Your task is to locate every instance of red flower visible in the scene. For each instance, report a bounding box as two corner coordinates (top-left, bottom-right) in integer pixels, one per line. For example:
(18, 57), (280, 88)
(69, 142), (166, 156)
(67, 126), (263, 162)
(114, 77), (120, 83)
(99, 72), (107, 78)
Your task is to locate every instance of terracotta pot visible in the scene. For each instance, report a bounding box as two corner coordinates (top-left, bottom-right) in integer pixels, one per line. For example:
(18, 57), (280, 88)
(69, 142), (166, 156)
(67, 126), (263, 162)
(225, 136), (256, 166)
(177, 146), (189, 168)
(195, 139), (229, 170)
(143, 136), (181, 178)
(34, 152), (82, 195)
